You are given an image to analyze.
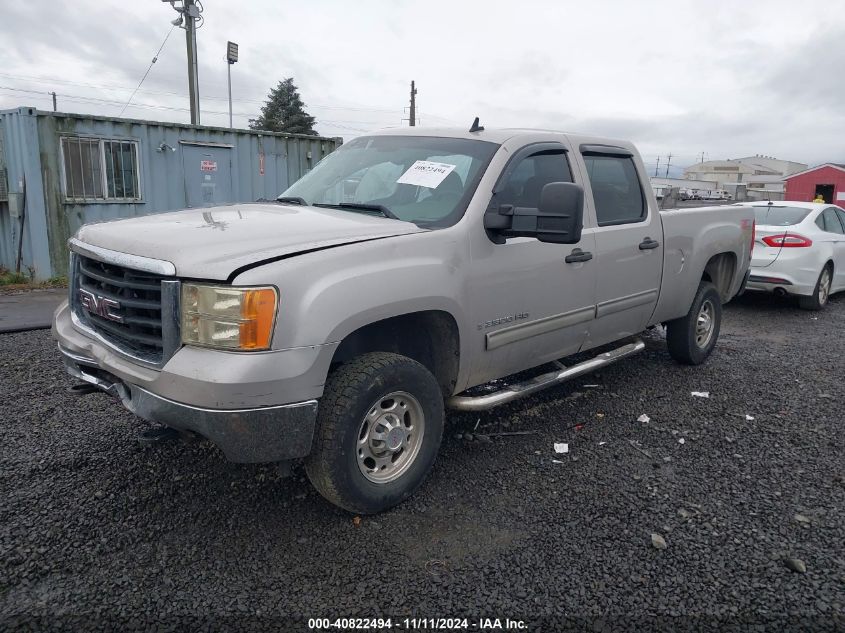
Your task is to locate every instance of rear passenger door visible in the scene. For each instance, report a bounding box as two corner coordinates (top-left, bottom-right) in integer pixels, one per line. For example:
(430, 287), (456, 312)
(821, 208), (845, 291)
(576, 145), (663, 349)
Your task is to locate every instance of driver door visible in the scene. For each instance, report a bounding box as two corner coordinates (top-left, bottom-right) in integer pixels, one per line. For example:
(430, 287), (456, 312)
(466, 143), (598, 386)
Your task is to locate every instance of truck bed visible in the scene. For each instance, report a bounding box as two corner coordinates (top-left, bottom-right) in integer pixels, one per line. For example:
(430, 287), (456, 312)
(650, 205), (754, 325)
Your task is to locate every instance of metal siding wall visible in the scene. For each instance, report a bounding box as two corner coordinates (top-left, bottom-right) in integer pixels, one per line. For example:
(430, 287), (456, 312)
(0, 108), (53, 279)
(0, 109), (341, 278)
(0, 113), (15, 270)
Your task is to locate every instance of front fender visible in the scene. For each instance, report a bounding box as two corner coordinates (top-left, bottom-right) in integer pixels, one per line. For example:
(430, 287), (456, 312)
(233, 230), (474, 390)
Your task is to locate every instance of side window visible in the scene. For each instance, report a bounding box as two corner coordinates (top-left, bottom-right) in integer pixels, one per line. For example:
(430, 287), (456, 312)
(582, 154), (646, 226)
(837, 208), (845, 233)
(821, 208), (845, 235)
(496, 150), (572, 210)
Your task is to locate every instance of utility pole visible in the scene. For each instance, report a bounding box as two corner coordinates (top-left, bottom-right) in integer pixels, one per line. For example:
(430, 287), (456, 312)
(184, 0), (201, 124)
(164, 0), (203, 124)
(654, 156), (660, 178)
(699, 151), (705, 163)
(664, 152), (673, 178)
(409, 80), (417, 127)
(226, 41), (238, 128)
(50, 91), (57, 112)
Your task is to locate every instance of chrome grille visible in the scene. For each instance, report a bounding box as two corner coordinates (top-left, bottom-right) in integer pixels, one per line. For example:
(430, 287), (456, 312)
(70, 252), (180, 367)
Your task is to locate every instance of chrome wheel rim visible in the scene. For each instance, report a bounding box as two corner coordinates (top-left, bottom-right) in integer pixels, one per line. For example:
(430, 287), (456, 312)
(695, 299), (715, 348)
(356, 391), (425, 484)
(818, 268), (831, 305)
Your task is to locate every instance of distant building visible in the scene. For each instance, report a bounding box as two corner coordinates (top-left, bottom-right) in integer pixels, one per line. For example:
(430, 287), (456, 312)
(0, 107), (342, 279)
(783, 164), (845, 204)
(683, 155), (808, 199)
(650, 176), (718, 191)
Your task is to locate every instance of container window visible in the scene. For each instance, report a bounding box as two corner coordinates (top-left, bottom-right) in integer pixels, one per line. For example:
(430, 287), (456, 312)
(61, 137), (140, 201)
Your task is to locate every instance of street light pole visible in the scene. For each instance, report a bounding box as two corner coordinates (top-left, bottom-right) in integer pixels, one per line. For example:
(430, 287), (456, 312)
(226, 41), (238, 129)
(227, 63), (233, 128)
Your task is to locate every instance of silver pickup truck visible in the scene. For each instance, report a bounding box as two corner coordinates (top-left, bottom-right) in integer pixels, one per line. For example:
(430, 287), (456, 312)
(53, 125), (754, 513)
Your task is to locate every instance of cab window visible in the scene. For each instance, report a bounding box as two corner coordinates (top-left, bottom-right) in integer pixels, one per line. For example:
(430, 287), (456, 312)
(496, 150), (573, 210)
(582, 154), (646, 226)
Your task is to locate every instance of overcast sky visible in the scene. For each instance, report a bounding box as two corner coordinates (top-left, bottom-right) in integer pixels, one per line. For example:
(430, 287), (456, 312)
(2, 0), (843, 175)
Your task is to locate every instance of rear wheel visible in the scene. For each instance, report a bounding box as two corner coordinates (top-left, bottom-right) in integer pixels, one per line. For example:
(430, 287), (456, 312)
(305, 352), (444, 514)
(798, 264), (832, 311)
(666, 281), (722, 365)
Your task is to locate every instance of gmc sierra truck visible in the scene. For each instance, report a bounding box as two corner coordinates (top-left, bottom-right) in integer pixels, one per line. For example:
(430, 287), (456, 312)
(53, 125), (754, 513)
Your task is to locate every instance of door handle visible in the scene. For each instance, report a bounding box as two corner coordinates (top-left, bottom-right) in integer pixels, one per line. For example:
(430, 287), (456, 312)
(639, 237), (660, 250)
(565, 249), (593, 263)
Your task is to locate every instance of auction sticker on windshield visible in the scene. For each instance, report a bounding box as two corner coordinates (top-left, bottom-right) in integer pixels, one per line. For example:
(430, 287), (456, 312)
(396, 160), (457, 188)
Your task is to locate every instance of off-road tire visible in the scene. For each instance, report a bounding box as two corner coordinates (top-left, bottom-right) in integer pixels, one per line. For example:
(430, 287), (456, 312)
(305, 352), (444, 514)
(666, 281), (722, 365)
(798, 264), (832, 311)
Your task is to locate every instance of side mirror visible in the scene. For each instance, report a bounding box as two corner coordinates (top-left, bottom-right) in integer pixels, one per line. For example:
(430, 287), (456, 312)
(484, 181), (584, 244)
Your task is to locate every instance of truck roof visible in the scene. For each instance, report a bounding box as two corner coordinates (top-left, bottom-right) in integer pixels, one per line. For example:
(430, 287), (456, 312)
(370, 126), (634, 150)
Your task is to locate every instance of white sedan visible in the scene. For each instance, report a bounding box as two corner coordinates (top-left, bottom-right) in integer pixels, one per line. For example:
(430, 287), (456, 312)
(745, 201), (845, 310)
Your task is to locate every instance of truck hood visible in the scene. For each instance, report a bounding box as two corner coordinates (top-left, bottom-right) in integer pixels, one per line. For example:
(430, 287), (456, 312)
(74, 202), (427, 280)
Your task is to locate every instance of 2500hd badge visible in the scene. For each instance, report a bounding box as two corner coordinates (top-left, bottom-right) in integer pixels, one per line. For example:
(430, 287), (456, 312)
(477, 312), (529, 330)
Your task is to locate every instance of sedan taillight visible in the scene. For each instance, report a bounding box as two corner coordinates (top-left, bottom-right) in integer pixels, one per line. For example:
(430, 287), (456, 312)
(761, 233), (813, 248)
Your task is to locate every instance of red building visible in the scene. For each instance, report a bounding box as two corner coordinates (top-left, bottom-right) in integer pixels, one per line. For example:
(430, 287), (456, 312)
(783, 163), (845, 204)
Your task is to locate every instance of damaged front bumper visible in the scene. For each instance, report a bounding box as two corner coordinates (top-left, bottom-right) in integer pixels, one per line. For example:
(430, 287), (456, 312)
(59, 344), (318, 463)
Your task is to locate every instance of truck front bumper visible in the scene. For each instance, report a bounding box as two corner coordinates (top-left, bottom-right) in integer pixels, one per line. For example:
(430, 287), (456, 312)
(60, 344), (318, 463)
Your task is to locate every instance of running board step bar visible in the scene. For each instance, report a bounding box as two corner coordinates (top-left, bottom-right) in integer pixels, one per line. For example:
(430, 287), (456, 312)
(447, 338), (646, 412)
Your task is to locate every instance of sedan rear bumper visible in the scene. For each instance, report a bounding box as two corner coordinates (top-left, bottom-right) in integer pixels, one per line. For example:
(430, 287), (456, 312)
(746, 267), (816, 296)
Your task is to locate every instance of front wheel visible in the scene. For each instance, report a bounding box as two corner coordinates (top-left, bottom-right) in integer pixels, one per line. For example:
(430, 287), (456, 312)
(798, 265), (832, 311)
(305, 352), (444, 514)
(666, 281), (722, 365)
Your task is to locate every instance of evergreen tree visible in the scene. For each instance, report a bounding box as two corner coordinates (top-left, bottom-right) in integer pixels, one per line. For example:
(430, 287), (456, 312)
(249, 78), (318, 135)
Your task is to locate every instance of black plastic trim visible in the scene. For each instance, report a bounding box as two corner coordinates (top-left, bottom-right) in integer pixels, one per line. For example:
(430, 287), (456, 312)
(579, 144), (634, 157)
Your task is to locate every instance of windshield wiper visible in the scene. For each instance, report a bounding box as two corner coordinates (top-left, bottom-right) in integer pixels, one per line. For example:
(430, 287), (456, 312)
(313, 202), (402, 221)
(276, 196), (307, 205)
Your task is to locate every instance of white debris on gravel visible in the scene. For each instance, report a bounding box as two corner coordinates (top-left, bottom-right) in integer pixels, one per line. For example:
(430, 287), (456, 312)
(637, 414), (650, 423)
(691, 391), (710, 398)
(678, 438), (686, 445)
(746, 414), (755, 421)
(553, 443), (569, 454)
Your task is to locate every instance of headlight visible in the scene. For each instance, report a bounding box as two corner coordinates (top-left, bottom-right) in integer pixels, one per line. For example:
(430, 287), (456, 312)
(181, 284), (278, 351)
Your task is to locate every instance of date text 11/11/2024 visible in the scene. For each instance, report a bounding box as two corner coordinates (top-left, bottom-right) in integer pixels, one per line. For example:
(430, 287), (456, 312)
(307, 618), (528, 630)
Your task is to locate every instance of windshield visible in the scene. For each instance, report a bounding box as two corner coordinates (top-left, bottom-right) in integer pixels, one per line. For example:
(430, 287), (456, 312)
(279, 135), (499, 227)
(753, 205), (811, 226)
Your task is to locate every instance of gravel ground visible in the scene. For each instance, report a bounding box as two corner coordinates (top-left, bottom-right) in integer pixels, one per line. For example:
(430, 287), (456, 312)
(1, 293), (843, 632)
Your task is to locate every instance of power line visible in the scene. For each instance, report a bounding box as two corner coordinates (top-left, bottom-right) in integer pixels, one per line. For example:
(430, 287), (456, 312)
(0, 85), (374, 133)
(0, 71), (403, 113)
(119, 25), (176, 117)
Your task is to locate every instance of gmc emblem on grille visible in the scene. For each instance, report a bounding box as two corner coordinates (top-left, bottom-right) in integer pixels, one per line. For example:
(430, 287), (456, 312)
(78, 288), (124, 323)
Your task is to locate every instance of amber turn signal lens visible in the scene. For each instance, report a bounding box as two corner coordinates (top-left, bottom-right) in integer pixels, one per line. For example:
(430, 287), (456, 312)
(239, 288), (277, 350)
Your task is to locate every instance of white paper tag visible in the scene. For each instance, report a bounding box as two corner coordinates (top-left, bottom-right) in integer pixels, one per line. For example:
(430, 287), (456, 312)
(396, 160), (457, 188)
